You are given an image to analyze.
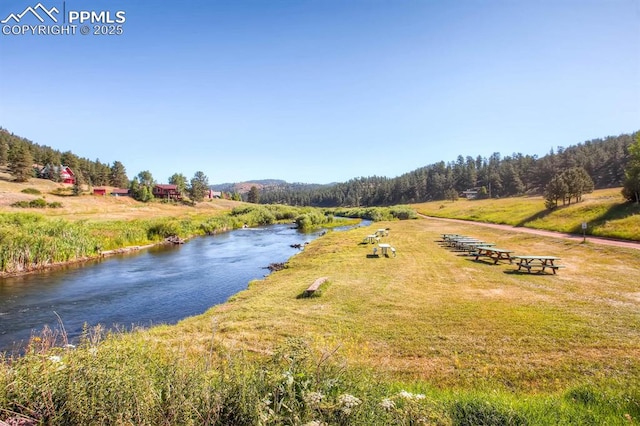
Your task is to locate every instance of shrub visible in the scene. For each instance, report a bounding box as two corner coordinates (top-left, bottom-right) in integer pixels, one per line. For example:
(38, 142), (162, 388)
(21, 188), (41, 195)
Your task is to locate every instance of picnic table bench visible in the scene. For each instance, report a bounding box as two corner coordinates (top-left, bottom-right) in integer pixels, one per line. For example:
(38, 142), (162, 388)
(474, 247), (514, 264)
(512, 256), (563, 274)
(303, 277), (329, 297)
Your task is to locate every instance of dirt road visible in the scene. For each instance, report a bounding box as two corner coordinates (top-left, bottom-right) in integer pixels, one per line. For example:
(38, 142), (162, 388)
(420, 215), (640, 251)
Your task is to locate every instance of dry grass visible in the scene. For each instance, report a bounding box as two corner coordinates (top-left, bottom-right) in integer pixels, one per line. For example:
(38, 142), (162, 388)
(0, 170), (239, 221)
(149, 217), (640, 393)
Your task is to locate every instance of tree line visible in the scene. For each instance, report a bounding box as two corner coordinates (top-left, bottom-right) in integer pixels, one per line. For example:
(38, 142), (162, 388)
(2, 127), (638, 207)
(0, 128), (219, 203)
(257, 132), (638, 207)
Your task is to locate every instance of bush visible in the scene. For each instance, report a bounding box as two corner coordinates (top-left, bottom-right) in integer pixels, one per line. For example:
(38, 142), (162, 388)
(11, 199), (48, 208)
(21, 188), (41, 195)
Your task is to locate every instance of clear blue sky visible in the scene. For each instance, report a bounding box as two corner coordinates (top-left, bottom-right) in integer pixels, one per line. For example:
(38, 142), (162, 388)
(1, 0), (638, 184)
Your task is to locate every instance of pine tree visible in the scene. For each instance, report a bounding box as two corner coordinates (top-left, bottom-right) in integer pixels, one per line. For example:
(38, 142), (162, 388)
(110, 161), (129, 188)
(8, 144), (34, 182)
(622, 133), (640, 203)
(247, 186), (260, 204)
(189, 171), (209, 202)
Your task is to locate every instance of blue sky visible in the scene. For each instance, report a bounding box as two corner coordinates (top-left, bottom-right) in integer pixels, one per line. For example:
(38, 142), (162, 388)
(1, 0), (638, 185)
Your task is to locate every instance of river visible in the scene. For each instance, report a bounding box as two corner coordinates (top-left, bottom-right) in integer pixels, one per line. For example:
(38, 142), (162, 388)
(0, 223), (358, 353)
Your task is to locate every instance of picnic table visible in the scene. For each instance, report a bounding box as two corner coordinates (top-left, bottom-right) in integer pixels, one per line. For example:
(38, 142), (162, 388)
(376, 228), (389, 237)
(442, 236), (473, 247)
(474, 247), (514, 264)
(459, 241), (495, 253)
(451, 238), (484, 250)
(377, 243), (396, 257)
(512, 255), (563, 274)
(363, 234), (379, 244)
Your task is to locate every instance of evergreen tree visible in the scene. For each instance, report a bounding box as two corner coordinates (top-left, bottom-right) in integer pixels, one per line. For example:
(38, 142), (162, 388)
(247, 186), (260, 204)
(8, 143), (34, 182)
(622, 133), (640, 203)
(0, 139), (8, 166)
(73, 172), (84, 196)
(544, 174), (568, 209)
(562, 167), (594, 204)
(189, 171), (209, 202)
(110, 161), (129, 188)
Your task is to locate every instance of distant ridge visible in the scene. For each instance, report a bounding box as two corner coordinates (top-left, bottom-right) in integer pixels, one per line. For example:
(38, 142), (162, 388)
(210, 179), (326, 194)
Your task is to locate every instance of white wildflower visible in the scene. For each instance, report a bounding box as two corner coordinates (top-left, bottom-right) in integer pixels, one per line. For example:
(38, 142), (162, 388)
(414, 393), (426, 400)
(48, 355), (62, 363)
(398, 390), (414, 399)
(302, 421), (327, 426)
(379, 398), (396, 411)
(338, 393), (361, 414)
(283, 370), (294, 386)
(304, 391), (324, 407)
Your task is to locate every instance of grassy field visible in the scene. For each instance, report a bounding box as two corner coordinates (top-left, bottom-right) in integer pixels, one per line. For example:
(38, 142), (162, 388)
(2, 175), (639, 423)
(412, 188), (640, 241)
(158, 217), (640, 390)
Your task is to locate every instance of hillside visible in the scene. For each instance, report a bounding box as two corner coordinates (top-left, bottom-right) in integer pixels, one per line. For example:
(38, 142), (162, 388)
(0, 166), (239, 221)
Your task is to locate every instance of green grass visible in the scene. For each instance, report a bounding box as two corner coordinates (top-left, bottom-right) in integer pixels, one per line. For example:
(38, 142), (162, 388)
(413, 188), (640, 241)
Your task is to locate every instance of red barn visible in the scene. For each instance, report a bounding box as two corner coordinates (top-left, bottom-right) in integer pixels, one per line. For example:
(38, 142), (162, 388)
(93, 188), (107, 196)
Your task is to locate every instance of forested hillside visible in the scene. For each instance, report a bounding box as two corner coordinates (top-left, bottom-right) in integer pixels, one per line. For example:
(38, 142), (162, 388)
(258, 132), (637, 206)
(0, 128), (128, 187)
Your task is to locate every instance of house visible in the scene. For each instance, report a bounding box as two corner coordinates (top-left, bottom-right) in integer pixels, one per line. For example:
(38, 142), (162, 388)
(93, 188), (107, 196)
(461, 188), (480, 199)
(39, 165), (75, 184)
(110, 188), (130, 197)
(153, 184), (181, 200)
(207, 190), (222, 199)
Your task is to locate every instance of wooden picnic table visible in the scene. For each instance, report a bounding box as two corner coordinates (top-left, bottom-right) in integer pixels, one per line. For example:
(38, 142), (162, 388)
(474, 246), (514, 264)
(459, 241), (495, 253)
(376, 228), (389, 237)
(363, 234), (379, 244)
(377, 243), (396, 257)
(512, 255), (563, 274)
(452, 238), (483, 249)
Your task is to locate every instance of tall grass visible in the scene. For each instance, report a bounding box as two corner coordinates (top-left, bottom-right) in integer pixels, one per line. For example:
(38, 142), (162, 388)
(0, 205), (366, 274)
(1, 330), (637, 425)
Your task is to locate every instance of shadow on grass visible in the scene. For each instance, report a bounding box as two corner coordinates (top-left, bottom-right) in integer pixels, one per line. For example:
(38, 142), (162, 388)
(503, 269), (555, 276)
(366, 254), (380, 259)
(572, 202), (640, 235)
(515, 209), (553, 227)
(465, 258), (498, 267)
(296, 290), (322, 299)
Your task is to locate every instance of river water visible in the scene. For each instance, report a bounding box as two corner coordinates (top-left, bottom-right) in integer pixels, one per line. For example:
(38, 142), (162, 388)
(0, 223), (348, 353)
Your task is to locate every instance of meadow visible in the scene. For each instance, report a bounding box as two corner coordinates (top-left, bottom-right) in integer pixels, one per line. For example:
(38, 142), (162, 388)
(2, 215), (638, 424)
(1, 178), (639, 424)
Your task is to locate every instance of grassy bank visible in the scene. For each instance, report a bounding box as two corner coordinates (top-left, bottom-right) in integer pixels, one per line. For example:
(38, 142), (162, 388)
(412, 188), (640, 241)
(2, 217), (638, 424)
(0, 204), (359, 275)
